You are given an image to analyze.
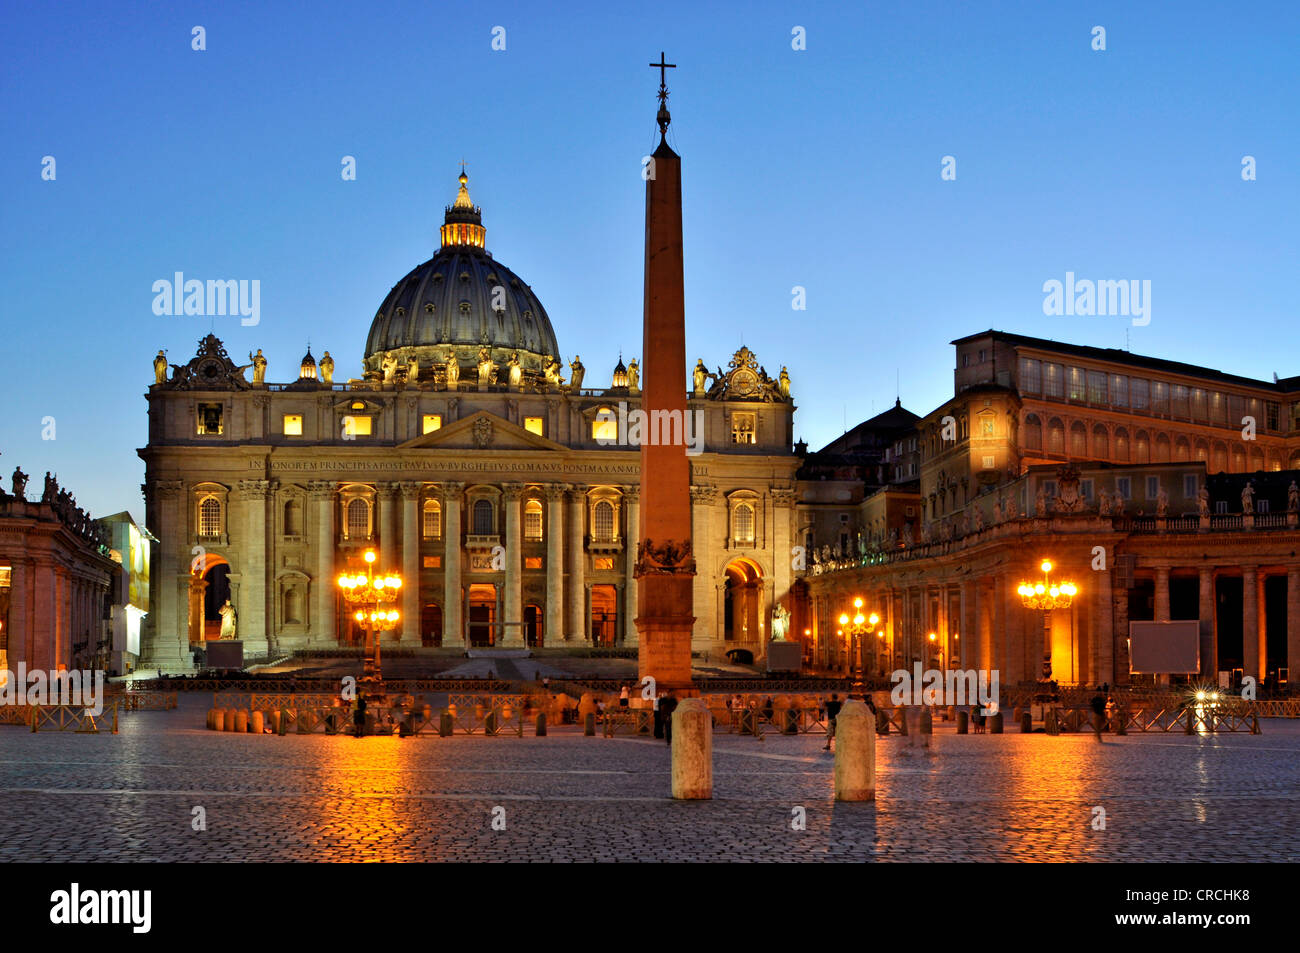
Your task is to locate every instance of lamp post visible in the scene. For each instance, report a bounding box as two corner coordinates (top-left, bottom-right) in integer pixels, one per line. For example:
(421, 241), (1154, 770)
(838, 597), (880, 693)
(1017, 559), (1077, 683)
(337, 549), (403, 683)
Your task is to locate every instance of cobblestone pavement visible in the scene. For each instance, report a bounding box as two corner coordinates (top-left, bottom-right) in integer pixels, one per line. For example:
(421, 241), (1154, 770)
(1, 697), (1297, 861)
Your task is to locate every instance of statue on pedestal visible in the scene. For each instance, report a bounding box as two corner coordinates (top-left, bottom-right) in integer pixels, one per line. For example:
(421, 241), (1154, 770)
(1035, 484), (1047, 517)
(42, 472), (56, 504)
(153, 349), (168, 384)
(218, 599), (237, 639)
(569, 355), (585, 391)
(248, 349), (267, 384)
(381, 355), (398, 383)
(992, 496), (1003, 523)
(1156, 484), (1169, 517)
(779, 366), (791, 399)
(1198, 485), (1211, 517)
(10, 467), (28, 501)
(445, 348), (460, 391)
(407, 355), (419, 386)
(507, 351), (522, 389)
(1289, 480), (1299, 513)
(477, 348), (496, 387)
(320, 351), (334, 384)
(543, 355), (564, 389)
(692, 359), (708, 396)
(1113, 491), (1125, 516)
(627, 358), (639, 394)
(771, 603), (791, 642)
(1241, 482), (1255, 515)
(1099, 489), (1111, 516)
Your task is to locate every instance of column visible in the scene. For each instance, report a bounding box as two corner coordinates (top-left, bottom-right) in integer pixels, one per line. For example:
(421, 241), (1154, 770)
(502, 483), (524, 647)
(400, 482), (422, 645)
(1256, 570), (1269, 685)
(566, 486), (586, 642)
(1288, 568), (1300, 688)
(545, 484), (565, 647)
(238, 479), (271, 657)
(1095, 561), (1114, 686)
(377, 483), (398, 570)
(1154, 565), (1171, 622)
(1198, 568), (1216, 679)
(992, 573), (1008, 681)
(623, 486), (640, 646)
(146, 481), (188, 668)
(1242, 566), (1260, 682)
(309, 481), (337, 644)
(443, 482), (464, 648)
(690, 485), (715, 647)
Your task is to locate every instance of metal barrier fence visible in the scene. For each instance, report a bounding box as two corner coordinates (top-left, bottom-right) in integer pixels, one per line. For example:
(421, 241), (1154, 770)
(137, 677), (513, 693)
(1048, 705), (1260, 734)
(106, 691), (178, 712)
(28, 704), (108, 733)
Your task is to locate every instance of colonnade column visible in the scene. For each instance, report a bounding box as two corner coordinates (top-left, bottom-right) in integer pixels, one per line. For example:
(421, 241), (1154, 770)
(308, 481), (336, 645)
(566, 485), (586, 642)
(400, 482), (422, 645)
(1288, 568), (1300, 687)
(377, 483), (398, 571)
(443, 483), (464, 649)
(237, 479), (271, 657)
(545, 485), (565, 647)
(148, 481), (187, 667)
(623, 486), (640, 646)
(1198, 567), (1216, 679)
(1094, 561), (1114, 686)
(1154, 565), (1171, 622)
(502, 483), (524, 647)
(1242, 565), (1260, 682)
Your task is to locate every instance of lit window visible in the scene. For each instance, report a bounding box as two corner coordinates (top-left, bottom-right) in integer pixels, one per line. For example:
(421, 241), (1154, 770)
(198, 497), (222, 537)
(593, 557), (614, 570)
(524, 500), (543, 540)
(732, 412), (757, 444)
(525, 556), (543, 570)
(422, 555), (441, 569)
(982, 455), (995, 470)
(524, 416), (544, 436)
(592, 408), (617, 442)
(423, 499), (441, 539)
(197, 403), (223, 435)
(733, 503), (755, 544)
(343, 415), (372, 436)
(593, 500), (615, 541)
(422, 414), (442, 434)
(0, 566), (11, 588)
(283, 414), (303, 436)
(346, 498), (370, 539)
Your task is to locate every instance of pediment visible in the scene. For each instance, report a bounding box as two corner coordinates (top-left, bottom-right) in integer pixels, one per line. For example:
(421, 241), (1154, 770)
(397, 411), (566, 452)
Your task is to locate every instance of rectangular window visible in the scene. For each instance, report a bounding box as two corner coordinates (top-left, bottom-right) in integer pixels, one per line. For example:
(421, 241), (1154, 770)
(593, 556), (614, 571)
(1110, 374), (1128, 408)
(1067, 367), (1086, 402)
(1087, 370), (1107, 405)
(524, 505), (543, 540)
(1151, 381), (1169, 415)
(1146, 476), (1160, 500)
(1228, 395), (1246, 427)
(591, 410), (618, 442)
(1043, 480), (1057, 499)
(1116, 477), (1131, 500)
(1258, 499), (1270, 515)
(197, 403), (223, 435)
(1266, 402), (1280, 432)
(523, 416), (544, 436)
(1080, 478), (1094, 500)
(1171, 384), (1189, 418)
(422, 555), (441, 569)
(1183, 474), (1198, 499)
(1043, 363), (1064, 399)
(422, 414), (442, 434)
(1131, 378), (1149, 412)
(1215, 500), (1228, 515)
(1210, 392), (1227, 426)
(1191, 388), (1208, 422)
(343, 415), (372, 436)
(525, 556), (543, 570)
(282, 414), (303, 436)
(962, 353), (970, 368)
(978, 349), (987, 363)
(1019, 358), (1041, 394)
(731, 412), (757, 444)
(982, 455), (995, 469)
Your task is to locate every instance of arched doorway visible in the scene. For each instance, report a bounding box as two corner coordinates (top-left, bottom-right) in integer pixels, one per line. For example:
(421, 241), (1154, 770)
(189, 554), (230, 644)
(468, 583), (497, 646)
(525, 603), (543, 647)
(422, 603), (443, 647)
(590, 586), (617, 646)
(723, 558), (763, 644)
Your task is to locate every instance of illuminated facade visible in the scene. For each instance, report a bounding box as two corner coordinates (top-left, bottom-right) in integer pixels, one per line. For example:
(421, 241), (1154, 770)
(139, 173), (800, 670)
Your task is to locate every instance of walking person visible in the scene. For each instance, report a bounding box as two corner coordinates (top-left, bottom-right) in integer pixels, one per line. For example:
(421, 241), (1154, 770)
(1089, 690), (1107, 743)
(352, 692), (367, 738)
(652, 690), (665, 739)
(661, 690), (678, 745)
(619, 684), (630, 708)
(823, 692), (843, 751)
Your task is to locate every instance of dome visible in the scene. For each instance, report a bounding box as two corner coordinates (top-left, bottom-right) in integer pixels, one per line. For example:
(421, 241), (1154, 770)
(363, 171), (560, 373)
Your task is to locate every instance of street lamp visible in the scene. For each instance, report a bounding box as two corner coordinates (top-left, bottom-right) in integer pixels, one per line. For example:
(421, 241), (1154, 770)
(1017, 559), (1077, 681)
(838, 597), (881, 691)
(337, 549), (403, 682)
(928, 631), (943, 669)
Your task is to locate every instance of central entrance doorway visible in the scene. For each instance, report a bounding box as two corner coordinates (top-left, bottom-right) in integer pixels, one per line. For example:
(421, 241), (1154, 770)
(468, 583), (497, 647)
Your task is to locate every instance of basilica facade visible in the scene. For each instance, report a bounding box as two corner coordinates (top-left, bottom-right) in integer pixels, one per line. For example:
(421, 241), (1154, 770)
(139, 173), (800, 670)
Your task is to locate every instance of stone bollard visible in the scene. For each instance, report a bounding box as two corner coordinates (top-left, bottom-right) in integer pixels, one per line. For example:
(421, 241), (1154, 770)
(989, 711), (1004, 734)
(946, 705), (956, 722)
(1251, 713), (1261, 735)
(234, 709), (249, 733)
(222, 708), (235, 732)
(1020, 712), (1033, 733)
(270, 710), (281, 734)
(439, 711), (453, 737)
(919, 709), (933, 735)
(1115, 711), (1127, 736)
(584, 712), (596, 736)
(876, 710), (890, 734)
(956, 709), (968, 734)
(212, 709), (224, 731)
(250, 710), (264, 734)
(671, 698), (712, 799)
(833, 700), (876, 802)
(536, 712), (547, 737)
(1013, 706), (1023, 722)
(1184, 711), (1195, 735)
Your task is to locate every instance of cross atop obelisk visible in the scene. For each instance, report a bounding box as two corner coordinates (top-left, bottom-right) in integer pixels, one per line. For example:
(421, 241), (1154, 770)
(649, 52), (676, 136)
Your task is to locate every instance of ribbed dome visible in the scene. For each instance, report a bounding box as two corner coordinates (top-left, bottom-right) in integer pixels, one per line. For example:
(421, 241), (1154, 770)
(363, 172), (559, 372)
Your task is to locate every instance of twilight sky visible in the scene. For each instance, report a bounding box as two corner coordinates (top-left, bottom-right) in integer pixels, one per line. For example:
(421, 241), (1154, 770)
(1, 0), (1296, 523)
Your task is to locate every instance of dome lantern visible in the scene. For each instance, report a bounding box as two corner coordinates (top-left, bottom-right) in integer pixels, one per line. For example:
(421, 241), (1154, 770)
(299, 348), (318, 380)
(440, 168), (486, 250)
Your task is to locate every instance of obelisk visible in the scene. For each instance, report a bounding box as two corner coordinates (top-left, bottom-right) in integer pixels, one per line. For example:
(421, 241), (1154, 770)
(635, 53), (695, 691)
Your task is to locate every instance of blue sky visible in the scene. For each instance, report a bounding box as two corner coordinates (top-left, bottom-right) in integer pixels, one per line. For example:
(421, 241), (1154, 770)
(2, 0), (1297, 521)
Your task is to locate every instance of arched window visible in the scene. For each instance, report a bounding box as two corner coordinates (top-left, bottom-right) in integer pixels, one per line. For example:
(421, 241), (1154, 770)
(284, 588), (302, 625)
(1135, 430), (1150, 463)
(1155, 433), (1171, 463)
(423, 499), (441, 539)
(1023, 414), (1042, 451)
(1092, 425), (1109, 460)
(283, 499), (302, 536)
(346, 498), (370, 539)
(593, 500), (615, 541)
(1047, 419), (1065, 454)
(1070, 421), (1087, 458)
(1174, 436), (1191, 462)
(733, 503), (755, 544)
(198, 497), (222, 537)
(591, 407), (618, 442)
(1114, 428), (1130, 462)
(473, 499), (495, 535)
(524, 499), (544, 540)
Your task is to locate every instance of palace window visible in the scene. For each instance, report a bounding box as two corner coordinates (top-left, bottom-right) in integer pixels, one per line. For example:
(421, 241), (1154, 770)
(283, 414), (303, 436)
(1191, 388), (1208, 422)
(423, 499), (441, 539)
(1116, 477), (1131, 500)
(1184, 474), (1198, 499)
(1110, 374), (1128, 408)
(472, 499), (495, 535)
(1087, 370), (1107, 405)
(592, 500), (615, 542)
(524, 499), (543, 540)
(1130, 378), (1150, 412)
(525, 556), (543, 570)
(1146, 476), (1160, 501)
(197, 403), (223, 435)
(524, 416), (544, 436)
(343, 415), (372, 437)
(733, 503), (755, 545)
(345, 498), (371, 539)
(198, 497), (222, 537)
(1151, 381), (1169, 415)
(1266, 402), (1280, 432)
(1067, 367), (1086, 402)
(732, 412), (757, 445)
(591, 408), (618, 442)
(1043, 363), (1064, 399)
(422, 414), (442, 434)
(422, 555), (442, 568)
(1019, 358), (1041, 394)
(1171, 384), (1190, 419)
